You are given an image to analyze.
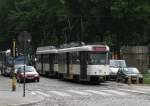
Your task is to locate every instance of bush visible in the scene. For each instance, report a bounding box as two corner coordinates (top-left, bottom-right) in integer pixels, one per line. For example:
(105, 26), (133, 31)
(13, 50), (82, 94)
(143, 73), (150, 84)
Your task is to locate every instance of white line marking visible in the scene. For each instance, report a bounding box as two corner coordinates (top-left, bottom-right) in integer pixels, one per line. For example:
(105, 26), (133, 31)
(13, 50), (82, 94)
(30, 92), (36, 95)
(119, 89), (147, 94)
(85, 90), (112, 96)
(135, 88), (150, 92)
(102, 90), (129, 96)
(34, 91), (50, 97)
(68, 90), (92, 96)
(49, 91), (71, 97)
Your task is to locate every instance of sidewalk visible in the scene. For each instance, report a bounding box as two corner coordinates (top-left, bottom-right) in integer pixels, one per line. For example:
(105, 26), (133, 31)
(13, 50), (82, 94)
(0, 75), (44, 106)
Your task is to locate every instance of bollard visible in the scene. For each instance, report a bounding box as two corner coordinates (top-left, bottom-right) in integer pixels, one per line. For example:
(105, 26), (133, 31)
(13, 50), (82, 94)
(12, 75), (16, 91)
(136, 75), (139, 84)
(128, 76), (132, 85)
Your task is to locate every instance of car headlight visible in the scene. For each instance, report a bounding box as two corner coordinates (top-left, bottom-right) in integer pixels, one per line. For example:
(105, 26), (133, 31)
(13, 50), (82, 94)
(34, 74), (39, 77)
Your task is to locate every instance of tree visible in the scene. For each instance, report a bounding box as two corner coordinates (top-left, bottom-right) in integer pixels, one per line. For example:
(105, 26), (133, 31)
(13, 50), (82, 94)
(0, 0), (150, 51)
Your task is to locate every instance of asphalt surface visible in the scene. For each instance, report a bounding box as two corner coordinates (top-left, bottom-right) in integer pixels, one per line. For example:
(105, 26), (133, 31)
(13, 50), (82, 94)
(0, 75), (43, 106)
(1, 75), (150, 106)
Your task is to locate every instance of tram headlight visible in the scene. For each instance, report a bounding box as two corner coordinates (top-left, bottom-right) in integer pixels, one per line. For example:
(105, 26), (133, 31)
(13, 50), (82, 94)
(95, 72), (97, 75)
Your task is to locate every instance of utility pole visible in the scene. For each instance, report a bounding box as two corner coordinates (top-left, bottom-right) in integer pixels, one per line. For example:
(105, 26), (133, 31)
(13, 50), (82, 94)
(18, 31), (32, 97)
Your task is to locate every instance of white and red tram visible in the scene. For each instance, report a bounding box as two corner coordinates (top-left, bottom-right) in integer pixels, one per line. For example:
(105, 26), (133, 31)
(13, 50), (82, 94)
(36, 43), (110, 83)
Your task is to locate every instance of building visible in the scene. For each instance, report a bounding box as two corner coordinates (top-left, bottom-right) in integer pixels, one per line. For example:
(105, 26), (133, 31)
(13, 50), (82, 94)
(121, 46), (150, 73)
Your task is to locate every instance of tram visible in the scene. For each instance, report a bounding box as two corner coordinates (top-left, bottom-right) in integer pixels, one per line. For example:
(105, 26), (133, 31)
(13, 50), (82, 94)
(36, 42), (110, 83)
(36, 46), (58, 77)
(0, 50), (13, 76)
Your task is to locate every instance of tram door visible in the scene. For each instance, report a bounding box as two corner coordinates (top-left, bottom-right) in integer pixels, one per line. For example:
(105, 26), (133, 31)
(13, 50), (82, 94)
(49, 54), (54, 74)
(66, 53), (70, 76)
(80, 51), (87, 80)
(41, 54), (44, 75)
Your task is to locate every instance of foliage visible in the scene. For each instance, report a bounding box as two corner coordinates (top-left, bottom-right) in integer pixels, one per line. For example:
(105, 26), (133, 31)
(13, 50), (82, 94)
(0, 0), (150, 50)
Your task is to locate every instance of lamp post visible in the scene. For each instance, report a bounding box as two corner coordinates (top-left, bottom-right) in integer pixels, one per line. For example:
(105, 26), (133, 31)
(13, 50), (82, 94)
(18, 31), (32, 97)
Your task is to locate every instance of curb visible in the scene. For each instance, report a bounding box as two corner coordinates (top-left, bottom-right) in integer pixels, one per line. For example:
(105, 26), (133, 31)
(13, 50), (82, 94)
(8, 96), (45, 106)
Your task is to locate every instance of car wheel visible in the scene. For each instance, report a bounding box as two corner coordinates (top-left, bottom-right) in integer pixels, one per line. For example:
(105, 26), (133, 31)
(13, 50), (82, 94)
(17, 79), (19, 83)
(35, 78), (39, 82)
(37, 78), (40, 82)
(139, 79), (143, 84)
(116, 77), (120, 82)
(17, 78), (22, 83)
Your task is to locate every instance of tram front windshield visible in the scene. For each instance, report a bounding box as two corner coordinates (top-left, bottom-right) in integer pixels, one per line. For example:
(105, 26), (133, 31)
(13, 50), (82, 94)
(88, 52), (108, 65)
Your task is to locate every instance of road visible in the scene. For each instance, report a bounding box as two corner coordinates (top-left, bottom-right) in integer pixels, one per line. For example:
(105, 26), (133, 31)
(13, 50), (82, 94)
(2, 76), (150, 106)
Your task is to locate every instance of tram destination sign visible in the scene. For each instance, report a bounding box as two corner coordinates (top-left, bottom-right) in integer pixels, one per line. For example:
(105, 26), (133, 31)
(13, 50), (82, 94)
(93, 47), (106, 51)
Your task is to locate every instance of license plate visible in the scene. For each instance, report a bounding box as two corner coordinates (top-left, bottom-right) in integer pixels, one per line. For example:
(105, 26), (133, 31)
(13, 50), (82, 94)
(27, 77), (34, 79)
(132, 78), (137, 80)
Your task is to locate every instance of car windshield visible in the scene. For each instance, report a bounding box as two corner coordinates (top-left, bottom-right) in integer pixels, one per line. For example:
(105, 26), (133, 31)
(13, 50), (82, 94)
(18, 66), (35, 72)
(15, 56), (28, 65)
(123, 68), (140, 74)
(127, 68), (140, 74)
(110, 60), (126, 68)
(15, 65), (24, 69)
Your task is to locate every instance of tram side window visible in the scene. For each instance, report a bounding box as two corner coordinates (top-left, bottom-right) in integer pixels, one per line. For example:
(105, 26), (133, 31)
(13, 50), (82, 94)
(54, 55), (58, 64)
(58, 54), (61, 64)
(72, 52), (80, 64)
(43, 54), (49, 63)
(63, 53), (67, 64)
(37, 55), (40, 62)
(58, 53), (65, 64)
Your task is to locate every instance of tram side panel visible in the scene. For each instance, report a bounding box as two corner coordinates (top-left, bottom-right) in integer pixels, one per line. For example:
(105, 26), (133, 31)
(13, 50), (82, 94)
(48, 53), (58, 77)
(69, 52), (80, 80)
(37, 53), (58, 77)
(53, 54), (59, 77)
(58, 53), (67, 79)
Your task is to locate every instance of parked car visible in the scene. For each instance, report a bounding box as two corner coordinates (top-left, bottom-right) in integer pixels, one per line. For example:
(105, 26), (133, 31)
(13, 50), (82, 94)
(109, 60), (127, 80)
(16, 66), (40, 83)
(116, 67), (143, 83)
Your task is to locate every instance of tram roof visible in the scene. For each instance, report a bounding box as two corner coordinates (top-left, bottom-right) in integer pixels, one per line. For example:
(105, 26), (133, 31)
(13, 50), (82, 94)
(36, 44), (109, 54)
(36, 46), (58, 54)
(58, 44), (109, 53)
